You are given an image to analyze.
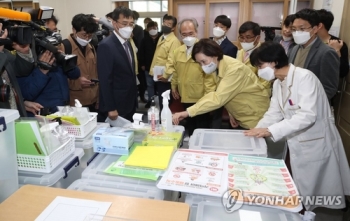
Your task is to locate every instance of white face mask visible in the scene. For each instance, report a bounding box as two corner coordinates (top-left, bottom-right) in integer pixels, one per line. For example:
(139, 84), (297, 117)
(292, 31), (312, 45)
(213, 27), (225, 38)
(282, 36), (293, 41)
(240, 37), (257, 52)
(202, 61), (217, 74)
(258, 66), (275, 81)
(149, 29), (158, 36)
(118, 26), (133, 39)
(76, 36), (91, 47)
(182, 36), (197, 47)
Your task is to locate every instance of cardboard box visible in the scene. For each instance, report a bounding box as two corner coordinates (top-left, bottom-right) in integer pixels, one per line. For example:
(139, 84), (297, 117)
(93, 127), (134, 155)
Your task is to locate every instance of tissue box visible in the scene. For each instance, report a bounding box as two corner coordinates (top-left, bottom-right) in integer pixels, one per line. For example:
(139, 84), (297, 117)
(93, 127), (134, 155)
(142, 131), (182, 149)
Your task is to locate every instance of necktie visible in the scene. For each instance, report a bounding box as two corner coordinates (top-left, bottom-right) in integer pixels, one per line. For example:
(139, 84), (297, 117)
(161, 36), (165, 41)
(123, 41), (132, 66)
(244, 51), (250, 62)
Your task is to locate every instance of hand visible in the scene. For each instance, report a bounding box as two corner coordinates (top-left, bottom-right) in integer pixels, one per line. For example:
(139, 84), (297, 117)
(244, 128), (271, 138)
(12, 43), (30, 54)
(0, 23), (8, 52)
(108, 110), (119, 120)
(95, 102), (99, 110)
(172, 88), (180, 100)
(93, 17), (100, 23)
(229, 115), (239, 128)
(79, 76), (92, 87)
(24, 101), (43, 115)
(172, 111), (189, 125)
(39, 50), (55, 74)
(141, 66), (145, 71)
(328, 39), (343, 51)
(157, 75), (168, 82)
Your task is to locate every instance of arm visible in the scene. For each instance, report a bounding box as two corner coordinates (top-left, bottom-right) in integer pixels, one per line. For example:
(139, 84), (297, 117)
(138, 39), (145, 68)
(163, 40), (181, 79)
(319, 49), (340, 100)
(16, 68), (50, 101)
(187, 64), (246, 117)
(65, 66), (80, 80)
(255, 81), (283, 128)
(98, 17), (114, 31)
(167, 50), (177, 90)
(268, 73), (318, 141)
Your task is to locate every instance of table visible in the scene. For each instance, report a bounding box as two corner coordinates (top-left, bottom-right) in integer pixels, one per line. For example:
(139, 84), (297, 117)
(0, 185), (190, 221)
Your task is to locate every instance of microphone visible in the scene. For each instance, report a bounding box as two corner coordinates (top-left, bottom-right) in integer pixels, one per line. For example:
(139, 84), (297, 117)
(0, 8), (31, 22)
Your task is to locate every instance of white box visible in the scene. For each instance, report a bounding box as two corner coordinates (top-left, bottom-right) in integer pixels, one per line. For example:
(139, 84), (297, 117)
(0, 109), (20, 203)
(93, 127), (134, 155)
(189, 129), (267, 157)
(75, 123), (110, 149)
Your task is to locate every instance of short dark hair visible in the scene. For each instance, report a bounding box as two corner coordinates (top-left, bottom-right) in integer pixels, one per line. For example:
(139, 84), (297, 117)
(214, 15), (231, 28)
(294, 8), (320, 27)
(317, 9), (334, 31)
(239, 21), (261, 36)
(132, 10), (140, 20)
(283, 14), (295, 27)
(72, 14), (99, 34)
(112, 6), (133, 21)
(192, 38), (224, 61)
(105, 12), (113, 18)
(250, 41), (289, 69)
(144, 17), (152, 23)
(147, 21), (158, 29)
(163, 14), (177, 28)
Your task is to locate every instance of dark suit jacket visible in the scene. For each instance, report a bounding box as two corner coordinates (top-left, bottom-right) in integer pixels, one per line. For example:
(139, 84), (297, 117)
(132, 24), (144, 49)
(330, 35), (349, 78)
(273, 35), (296, 56)
(210, 37), (238, 58)
(288, 37), (340, 101)
(97, 33), (137, 118)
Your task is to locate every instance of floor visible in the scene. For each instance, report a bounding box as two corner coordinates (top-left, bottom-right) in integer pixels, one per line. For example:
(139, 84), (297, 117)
(136, 95), (350, 221)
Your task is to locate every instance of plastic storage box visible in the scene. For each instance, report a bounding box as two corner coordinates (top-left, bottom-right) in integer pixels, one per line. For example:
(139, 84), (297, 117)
(189, 129), (267, 157)
(68, 178), (164, 200)
(18, 148), (84, 186)
(75, 123), (110, 149)
(185, 194), (302, 221)
(0, 109), (20, 203)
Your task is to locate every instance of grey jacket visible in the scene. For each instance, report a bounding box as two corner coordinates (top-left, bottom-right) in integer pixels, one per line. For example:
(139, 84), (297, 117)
(288, 37), (340, 101)
(273, 35), (296, 56)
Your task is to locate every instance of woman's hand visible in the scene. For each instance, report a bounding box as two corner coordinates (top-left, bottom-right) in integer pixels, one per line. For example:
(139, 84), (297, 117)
(244, 128), (271, 138)
(24, 101), (43, 115)
(229, 115), (239, 128)
(172, 111), (189, 125)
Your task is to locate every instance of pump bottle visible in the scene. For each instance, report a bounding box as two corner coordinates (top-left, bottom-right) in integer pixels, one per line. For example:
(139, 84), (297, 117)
(161, 90), (173, 132)
(74, 99), (90, 125)
(147, 96), (159, 131)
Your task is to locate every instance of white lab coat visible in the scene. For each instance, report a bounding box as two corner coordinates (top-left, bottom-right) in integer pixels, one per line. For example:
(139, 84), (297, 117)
(256, 64), (350, 211)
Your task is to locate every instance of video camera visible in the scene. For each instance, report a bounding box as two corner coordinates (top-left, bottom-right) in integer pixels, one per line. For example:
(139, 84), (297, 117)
(261, 26), (282, 42)
(0, 7), (77, 72)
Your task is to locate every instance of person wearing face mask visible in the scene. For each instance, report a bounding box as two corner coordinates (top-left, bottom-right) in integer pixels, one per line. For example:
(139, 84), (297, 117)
(288, 9), (339, 103)
(138, 21), (161, 108)
(60, 14), (99, 111)
(172, 39), (270, 130)
(97, 6), (138, 122)
(245, 41), (350, 212)
(44, 15), (59, 32)
(168, 18), (216, 136)
(237, 21), (271, 90)
(150, 14), (181, 115)
(211, 15), (238, 58)
(273, 14), (296, 55)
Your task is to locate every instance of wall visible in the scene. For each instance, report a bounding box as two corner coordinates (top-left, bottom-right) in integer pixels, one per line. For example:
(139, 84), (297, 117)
(313, 0), (344, 37)
(38, 0), (115, 38)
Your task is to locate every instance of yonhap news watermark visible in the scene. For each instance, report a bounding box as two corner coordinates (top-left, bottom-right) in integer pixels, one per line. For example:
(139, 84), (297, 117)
(221, 189), (343, 213)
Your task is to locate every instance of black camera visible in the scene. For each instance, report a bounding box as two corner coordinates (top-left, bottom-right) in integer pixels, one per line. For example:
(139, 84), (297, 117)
(95, 26), (110, 42)
(0, 21), (33, 46)
(261, 26), (282, 42)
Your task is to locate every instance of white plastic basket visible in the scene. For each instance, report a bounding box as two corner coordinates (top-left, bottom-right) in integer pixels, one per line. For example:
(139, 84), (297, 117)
(62, 113), (98, 138)
(17, 136), (75, 173)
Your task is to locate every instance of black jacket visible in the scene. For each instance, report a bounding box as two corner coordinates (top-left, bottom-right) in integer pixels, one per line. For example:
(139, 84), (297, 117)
(138, 32), (161, 71)
(210, 37), (238, 58)
(330, 35), (349, 78)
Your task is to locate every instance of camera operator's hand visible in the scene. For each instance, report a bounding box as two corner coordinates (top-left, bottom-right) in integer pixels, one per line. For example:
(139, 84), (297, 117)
(12, 43), (30, 54)
(39, 50), (55, 74)
(79, 76), (93, 87)
(0, 23), (8, 53)
(24, 101), (43, 115)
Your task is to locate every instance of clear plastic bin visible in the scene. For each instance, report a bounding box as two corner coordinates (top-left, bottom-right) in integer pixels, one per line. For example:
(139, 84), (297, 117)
(75, 123), (110, 149)
(189, 129), (267, 157)
(84, 214), (139, 221)
(185, 194), (302, 221)
(68, 179), (164, 200)
(0, 109), (20, 203)
(18, 148), (84, 186)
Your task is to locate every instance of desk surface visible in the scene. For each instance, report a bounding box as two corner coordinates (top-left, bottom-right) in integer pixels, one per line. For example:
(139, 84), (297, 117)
(0, 185), (189, 221)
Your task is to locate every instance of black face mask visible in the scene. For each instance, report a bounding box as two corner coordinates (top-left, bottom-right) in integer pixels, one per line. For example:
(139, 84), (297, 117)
(162, 25), (172, 34)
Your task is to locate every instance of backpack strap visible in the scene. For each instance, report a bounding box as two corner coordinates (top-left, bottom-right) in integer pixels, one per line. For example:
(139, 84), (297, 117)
(62, 39), (72, 54)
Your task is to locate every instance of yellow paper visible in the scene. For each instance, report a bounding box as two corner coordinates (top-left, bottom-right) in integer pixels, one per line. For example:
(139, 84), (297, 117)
(124, 146), (174, 170)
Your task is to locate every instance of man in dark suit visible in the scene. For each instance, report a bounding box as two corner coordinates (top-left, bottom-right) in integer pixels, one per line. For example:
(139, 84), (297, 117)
(273, 14), (296, 55)
(97, 6), (138, 122)
(288, 9), (339, 102)
(211, 15), (238, 58)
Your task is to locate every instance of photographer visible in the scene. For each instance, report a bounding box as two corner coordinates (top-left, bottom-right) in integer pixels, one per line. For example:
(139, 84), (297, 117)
(0, 23), (43, 116)
(16, 49), (80, 116)
(60, 14), (99, 111)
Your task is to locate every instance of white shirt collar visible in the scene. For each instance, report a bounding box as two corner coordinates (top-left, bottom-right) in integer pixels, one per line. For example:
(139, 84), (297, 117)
(114, 30), (127, 45)
(186, 46), (193, 56)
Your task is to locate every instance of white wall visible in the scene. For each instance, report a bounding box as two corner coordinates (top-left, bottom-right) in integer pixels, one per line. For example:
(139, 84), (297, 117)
(38, 0), (115, 38)
(313, 0), (344, 37)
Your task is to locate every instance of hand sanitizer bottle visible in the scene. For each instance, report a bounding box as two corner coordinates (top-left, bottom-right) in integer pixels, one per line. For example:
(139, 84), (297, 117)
(161, 90), (173, 132)
(148, 96), (160, 131)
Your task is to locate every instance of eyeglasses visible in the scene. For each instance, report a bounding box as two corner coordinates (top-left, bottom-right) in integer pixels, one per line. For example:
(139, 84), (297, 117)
(76, 32), (93, 40)
(117, 21), (135, 28)
(291, 26), (312, 32)
(238, 35), (256, 42)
